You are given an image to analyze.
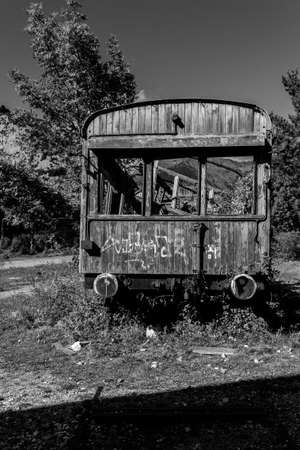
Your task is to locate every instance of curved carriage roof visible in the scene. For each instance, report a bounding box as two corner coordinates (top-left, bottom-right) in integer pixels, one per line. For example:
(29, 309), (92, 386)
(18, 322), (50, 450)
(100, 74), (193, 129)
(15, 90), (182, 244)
(82, 98), (272, 140)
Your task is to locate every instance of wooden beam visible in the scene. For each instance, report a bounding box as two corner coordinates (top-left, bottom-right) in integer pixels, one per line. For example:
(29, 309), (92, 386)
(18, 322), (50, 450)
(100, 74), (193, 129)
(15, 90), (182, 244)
(88, 134), (265, 150)
(171, 175), (179, 209)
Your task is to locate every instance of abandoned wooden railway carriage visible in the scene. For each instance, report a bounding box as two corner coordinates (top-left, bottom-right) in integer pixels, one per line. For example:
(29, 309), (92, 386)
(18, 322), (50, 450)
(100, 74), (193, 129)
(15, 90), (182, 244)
(80, 99), (272, 302)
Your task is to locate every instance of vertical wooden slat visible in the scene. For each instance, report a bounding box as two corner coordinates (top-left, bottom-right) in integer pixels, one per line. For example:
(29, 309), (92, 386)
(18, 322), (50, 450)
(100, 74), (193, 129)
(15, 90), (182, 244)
(191, 102), (198, 134)
(106, 112), (113, 135)
(232, 106), (239, 133)
(93, 116), (100, 135)
(238, 107), (247, 133)
(125, 109), (133, 134)
(220, 222), (227, 274)
(99, 115), (106, 135)
(80, 141), (88, 273)
(171, 175), (180, 209)
(177, 102), (185, 136)
(143, 161), (153, 216)
(104, 184), (113, 214)
(204, 103), (212, 134)
(158, 104), (166, 133)
(119, 110), (126, 134)
(151, 105), (159, 133)
(184, 102), (192, 134)
(98, 169), (104, 213)
(165, 104), (173, 133)
(132, 107), (138, 133)
(145, 105), (152, 133)
(138, 106), (145, 133)
(112, 110), (120, 134)
(211, 103), (219, 134)
(225, 104), (233, 134)
(153, 159), (159, 191)
(198, 103), (205, 134)
(218, 104), (226, 134)
(200, 156), (207, 215)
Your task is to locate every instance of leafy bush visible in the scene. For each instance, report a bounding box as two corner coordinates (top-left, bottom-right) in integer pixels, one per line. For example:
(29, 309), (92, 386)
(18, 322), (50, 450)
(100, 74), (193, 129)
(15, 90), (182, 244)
(272, 231), (300, 260)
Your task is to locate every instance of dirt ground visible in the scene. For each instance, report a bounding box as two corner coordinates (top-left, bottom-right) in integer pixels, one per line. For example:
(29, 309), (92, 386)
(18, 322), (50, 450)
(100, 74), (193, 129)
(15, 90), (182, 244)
(0, 257), (299, 449)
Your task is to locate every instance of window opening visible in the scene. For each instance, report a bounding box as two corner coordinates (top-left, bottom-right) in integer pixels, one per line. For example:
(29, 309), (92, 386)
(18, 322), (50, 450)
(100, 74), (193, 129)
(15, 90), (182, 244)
(100, 158), (143, 215)
(152, 157), (199, 215)
(206, 156), (254, 215)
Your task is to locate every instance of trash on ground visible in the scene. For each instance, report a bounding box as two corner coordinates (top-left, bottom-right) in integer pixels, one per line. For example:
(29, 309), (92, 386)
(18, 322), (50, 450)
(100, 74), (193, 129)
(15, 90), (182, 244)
(53, 342), (75, 356)
(146, 326), (158, 339)
(150, 361), (158, 369)
(69, 341), (81, 352)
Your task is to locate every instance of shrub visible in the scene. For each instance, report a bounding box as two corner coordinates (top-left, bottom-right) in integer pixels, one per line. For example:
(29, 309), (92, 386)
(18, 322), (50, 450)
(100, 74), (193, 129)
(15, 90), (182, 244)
(272, 231), (300, 260)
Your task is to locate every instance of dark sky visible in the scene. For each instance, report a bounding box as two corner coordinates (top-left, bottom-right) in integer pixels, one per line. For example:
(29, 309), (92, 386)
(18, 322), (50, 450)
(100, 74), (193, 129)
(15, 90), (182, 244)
(0, 0), (299, 117)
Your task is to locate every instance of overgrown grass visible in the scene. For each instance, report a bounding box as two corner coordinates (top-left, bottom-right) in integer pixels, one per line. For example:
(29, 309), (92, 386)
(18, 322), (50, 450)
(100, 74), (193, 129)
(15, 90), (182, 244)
(1, 261), (299, 359)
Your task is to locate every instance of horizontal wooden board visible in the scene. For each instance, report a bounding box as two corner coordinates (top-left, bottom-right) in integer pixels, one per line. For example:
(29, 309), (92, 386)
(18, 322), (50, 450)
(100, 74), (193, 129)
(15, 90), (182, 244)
(88, 134), (265, 150)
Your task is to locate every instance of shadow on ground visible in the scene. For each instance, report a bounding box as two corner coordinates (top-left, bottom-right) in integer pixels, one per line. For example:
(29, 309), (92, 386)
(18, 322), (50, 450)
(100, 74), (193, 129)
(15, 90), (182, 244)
(252, 280), (300, 331)
(1, 374), (299, 449)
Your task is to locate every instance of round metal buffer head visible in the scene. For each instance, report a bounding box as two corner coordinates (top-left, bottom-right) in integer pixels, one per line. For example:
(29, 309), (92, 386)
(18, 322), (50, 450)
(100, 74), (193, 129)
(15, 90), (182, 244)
(230, 274), (257, 301)
(93, 273), (118, 298)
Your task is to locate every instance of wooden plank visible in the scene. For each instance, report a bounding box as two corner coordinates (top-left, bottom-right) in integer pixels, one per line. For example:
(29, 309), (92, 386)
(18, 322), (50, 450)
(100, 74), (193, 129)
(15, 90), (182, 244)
(191, 102), (199, 134)
(192, 347), (237, 356)
(151, 105), (159, 133)
(165, 105), (173, 133)
(112, 110), (120, 134)
(125, 109), (133, 134)
(98, 170), (104, 213)
(88, 134), (265, 149)
(144, 161), (153, 216)
(138, 106), (146, 133)
(158, 104), (166, 133)
(240, 221), (249, 269)
(227, 222), (235, 273)
(211, 104), (219, 134)
(219, 104), (226, 134)
(225, 104), (233, 134)
(80, 141), (88, 273)
(118, 193), (125, 214)
(245, 108), (254, 133)
(239, 107), (248, 134)
(184, 102), (192, 134)
(254, 111), (261, 133)
(232, 106), (239, 133)
(153, 159), (159, 191)
(106, 112), (113, 135)
(119, 109), (126, 134)
(171, 175), (180, 209)
(144, 105), (152, 133)
(94, 116), (100, 135)
(132, 107), (138, 133)
(104, 184), (113, 214)
(99, 115), (106, 135)
(177, 103), (185, 136)
(200, 157), (207, 215)
(88, 151), (98, 214)
(220, 221), (227, 274)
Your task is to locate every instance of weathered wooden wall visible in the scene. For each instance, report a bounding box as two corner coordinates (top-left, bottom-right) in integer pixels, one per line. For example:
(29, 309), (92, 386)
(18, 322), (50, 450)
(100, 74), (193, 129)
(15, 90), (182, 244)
(84, 100), (271, 139)
(81, 219), (261, 276)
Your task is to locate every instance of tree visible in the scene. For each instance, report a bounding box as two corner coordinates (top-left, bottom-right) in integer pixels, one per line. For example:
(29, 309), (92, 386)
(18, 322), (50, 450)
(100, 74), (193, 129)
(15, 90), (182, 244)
(271, 69), (300, 232)
(8, 0), (136, 203)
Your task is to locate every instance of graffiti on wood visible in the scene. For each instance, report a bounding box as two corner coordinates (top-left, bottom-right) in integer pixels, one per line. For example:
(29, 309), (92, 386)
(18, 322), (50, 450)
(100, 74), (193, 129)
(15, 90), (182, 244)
(101, 231), (188, 270)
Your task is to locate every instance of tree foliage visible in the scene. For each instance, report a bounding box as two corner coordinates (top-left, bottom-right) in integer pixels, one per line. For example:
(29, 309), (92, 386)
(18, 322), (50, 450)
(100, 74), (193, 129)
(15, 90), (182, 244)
(271, 69), (300, 232)
(8, 0), (136, 200)
(0, 0), (136, 253)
